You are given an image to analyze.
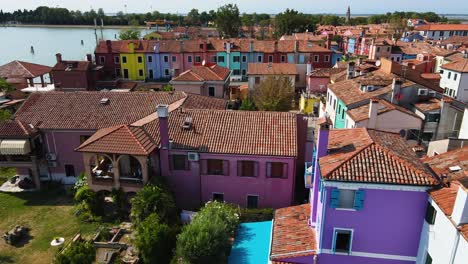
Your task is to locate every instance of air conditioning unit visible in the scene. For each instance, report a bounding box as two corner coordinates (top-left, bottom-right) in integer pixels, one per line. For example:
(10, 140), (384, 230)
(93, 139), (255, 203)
(48, 161), (58, 167)
(418, 89), (429, 96)
(46, 153), (57, 161)
(187, 152), (199, 162)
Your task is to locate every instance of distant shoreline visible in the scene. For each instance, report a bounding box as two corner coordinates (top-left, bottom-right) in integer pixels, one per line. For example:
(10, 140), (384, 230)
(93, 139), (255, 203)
(1, 24), (149, 29)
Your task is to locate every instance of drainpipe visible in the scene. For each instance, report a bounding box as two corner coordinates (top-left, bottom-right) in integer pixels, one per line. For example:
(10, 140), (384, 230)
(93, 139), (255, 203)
(449, 232), (460, 264)
(311, 117), (330, 223)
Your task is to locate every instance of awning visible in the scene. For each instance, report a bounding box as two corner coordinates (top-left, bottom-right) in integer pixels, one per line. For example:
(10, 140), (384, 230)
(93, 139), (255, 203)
(0, 140), (31, 155)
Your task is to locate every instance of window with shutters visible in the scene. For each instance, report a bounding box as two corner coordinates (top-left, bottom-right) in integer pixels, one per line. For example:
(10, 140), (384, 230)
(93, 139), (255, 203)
(238, 161), (257, 177)
(187, 56), (192, 63)
(195, 56), (201, 63)
(425, 202), (437, 225)
(205, 159), (228, 175)
(330, 188), (365, 210)
(267, 162), (287, 178)
(163, 56), (169, 63)
(332, 229), (353, 254)
(172, 155), (189, 171)
(217, 56), (225, 63)
(242, 55), (247, 62)
(138, 56), (143, 63)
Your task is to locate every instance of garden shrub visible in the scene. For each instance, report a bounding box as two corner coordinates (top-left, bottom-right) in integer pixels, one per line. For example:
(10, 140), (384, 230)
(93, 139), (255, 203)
(54, 239), (95, 264)
(130, 184), (178, 225)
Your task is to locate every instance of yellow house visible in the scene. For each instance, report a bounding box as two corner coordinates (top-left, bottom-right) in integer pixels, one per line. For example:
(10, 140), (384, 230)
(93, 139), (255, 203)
(120, 41), (147, 81)
(300, 92), (321, 115)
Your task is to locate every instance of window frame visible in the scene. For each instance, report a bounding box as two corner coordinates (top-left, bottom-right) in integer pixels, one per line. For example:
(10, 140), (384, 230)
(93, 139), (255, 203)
(212, 192), (224, 202)
(138, 69), (144, 77)
(257, 55), (262, 62)
(237, 160), (257, 177)
(114, 56), (120, 64)
(65, 164), (76, 177)
(217, 56), (225, 63)
(332, 228), (354, 254)
(314, 55), (319, 62)
(208, 86), (216, 97)
(164, 68), (170, 76)
(242, 55), (247, 63)
(325, 55), (330, 62)
(172, 56), (177, 62)
(163, 55), (169, 63)
(147, 55), (153, 63)
(233, 56), (240, 63)
(171, 154), (189, 171)
(267, 162), (287, 179)
(99, 56), (105, 64)
(122, 56), (127, 64)
(268, 55), (273, 62)
(137, 56), (143, 63)
(425, 202), (437, 225)
(195, 55), (201, 63)
(247, 195), (259, 209)
(187, 55), (193, 63)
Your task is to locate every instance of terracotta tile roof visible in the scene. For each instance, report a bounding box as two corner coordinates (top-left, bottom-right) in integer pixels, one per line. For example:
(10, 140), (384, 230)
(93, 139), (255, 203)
(0, 60), (51, 78)
(13, 91), (186, 130)
(180, 93), (227, 110)
(423, 146), (468, 182)
(94, 40), (123, 54)
(414, 98), (441, 112)
(416, 24), (468, 31)
(248, 63), (297, 75)
(347, 99), (421, 122)
(298, 41), (331, 53)
(441, 58), (468, 73)
(52, 61), (91, 71)
(319, 129), (438, 186)
(421, 73), (441, 80)
(309, 67), (346, 78)
(118, 40), (150, 53)
(397, 42), (452, 56)
(445, 52), (467, 62)
(0, 120), (36, 137)
(76, 125), (156, 155)
(141, 109), (299, 157)
(438, 36), (468, 46)
(328, 71), (396, 106)
(270, 204), (317, 261)
(172, 65), (230, 82)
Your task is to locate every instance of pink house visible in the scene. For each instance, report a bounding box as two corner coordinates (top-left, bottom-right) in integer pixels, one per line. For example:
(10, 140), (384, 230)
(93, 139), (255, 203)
(170, 65), (231, 98)
(77, 107), (307, 209)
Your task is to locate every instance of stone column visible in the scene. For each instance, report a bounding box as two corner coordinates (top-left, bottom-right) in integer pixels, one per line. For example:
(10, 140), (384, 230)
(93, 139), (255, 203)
(136, 156), (149, 184)
(30, 156), (41, 189)
(112, 154), (120, 189)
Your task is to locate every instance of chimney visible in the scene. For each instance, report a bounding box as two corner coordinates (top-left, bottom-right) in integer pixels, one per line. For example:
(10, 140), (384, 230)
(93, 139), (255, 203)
(157, 104), (170, 149)
(86, 54), (92, 62)
(157, 104), (170, 177)
(452, 185), (468, 226)
(347, 62), (355, 80)
(274, 41), (278, 53)
(357, 57), (363, 66)
(391, 78), (403, 104)
(294, 40), (299, 53)
(249, 40), (254, 52)
(154, 42), (160, 54)
(56, 53), (62, 63)
(106, 40), (112, 53)
(327, 33), (332, 49)
(225, 40), (231, 54)
(368, 98), (379, 129)
(203, 40), (207, 53)
(180, 41), (185, 53)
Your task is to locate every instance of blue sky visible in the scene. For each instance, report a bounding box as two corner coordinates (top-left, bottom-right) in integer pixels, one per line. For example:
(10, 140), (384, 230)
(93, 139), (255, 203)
(2, 0), (468, 14)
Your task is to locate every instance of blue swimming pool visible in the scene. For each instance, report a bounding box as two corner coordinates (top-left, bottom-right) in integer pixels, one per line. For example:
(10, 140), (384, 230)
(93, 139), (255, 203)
(228, 221), (273, 264)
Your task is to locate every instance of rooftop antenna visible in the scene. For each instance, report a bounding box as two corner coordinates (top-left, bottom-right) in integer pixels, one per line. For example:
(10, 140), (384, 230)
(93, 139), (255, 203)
(100, 18), (104, 41)
(93, 18), (98, 46)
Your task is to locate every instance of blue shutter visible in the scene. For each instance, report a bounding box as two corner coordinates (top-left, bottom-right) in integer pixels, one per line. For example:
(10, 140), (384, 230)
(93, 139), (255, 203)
(330, 188), (340, 208)
(353, 190), (365, 210)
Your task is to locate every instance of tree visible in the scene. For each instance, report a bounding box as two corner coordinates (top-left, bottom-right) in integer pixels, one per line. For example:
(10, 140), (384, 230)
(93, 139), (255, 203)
(186, 9), (200, 25)
(0, 109), (12, 122)
(130, 184), (178, 225)
(215, 4), (241, 38)
(175, 202), (239, 264)
(118, 28), (141, 40)
(239, 96), (256, 111)
(253, 76), (294, 111)
(0, 78), (13, 93)
(54, 240), (95, 264)
(135, 213), (175, 264)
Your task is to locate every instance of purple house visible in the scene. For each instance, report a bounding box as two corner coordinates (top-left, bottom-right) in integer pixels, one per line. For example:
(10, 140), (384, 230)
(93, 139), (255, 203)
(269, 120), (439, 264)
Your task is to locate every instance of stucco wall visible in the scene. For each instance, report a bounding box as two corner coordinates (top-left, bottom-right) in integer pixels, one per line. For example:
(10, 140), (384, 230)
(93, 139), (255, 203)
(356, 110), (422, 133)
(320, 186), (427, 262)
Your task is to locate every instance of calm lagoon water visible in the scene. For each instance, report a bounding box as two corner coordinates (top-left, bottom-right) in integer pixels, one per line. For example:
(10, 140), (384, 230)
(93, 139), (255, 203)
(0, 26), (149, 66)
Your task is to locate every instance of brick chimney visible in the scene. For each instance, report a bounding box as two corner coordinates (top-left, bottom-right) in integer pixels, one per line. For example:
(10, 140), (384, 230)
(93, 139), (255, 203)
(55, 53), (62, 63)
(157, 104), (170, 177)
(274, 41), (278, 53)
(249, 40), (254, 52)
(106, 40), (112, 53)
(327, 33), (332, 49)
(294, 40), (299, 53)
(368, 98), (379, 129)
(86, 54), (92, 62)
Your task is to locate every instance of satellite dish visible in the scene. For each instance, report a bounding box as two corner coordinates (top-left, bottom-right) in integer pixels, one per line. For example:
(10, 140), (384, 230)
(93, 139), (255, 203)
(375, 60), (381, 67)
(202, 60), (206, 66)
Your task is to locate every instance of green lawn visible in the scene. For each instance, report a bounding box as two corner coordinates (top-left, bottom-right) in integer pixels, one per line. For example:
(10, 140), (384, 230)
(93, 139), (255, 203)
(0, 184), (101, 263)
(0, 167), (15, 185)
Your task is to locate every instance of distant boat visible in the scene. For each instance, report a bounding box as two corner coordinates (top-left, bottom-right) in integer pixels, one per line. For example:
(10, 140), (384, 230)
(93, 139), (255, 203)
(30, 46), (34, 54)
(81, 40), (84, 45)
